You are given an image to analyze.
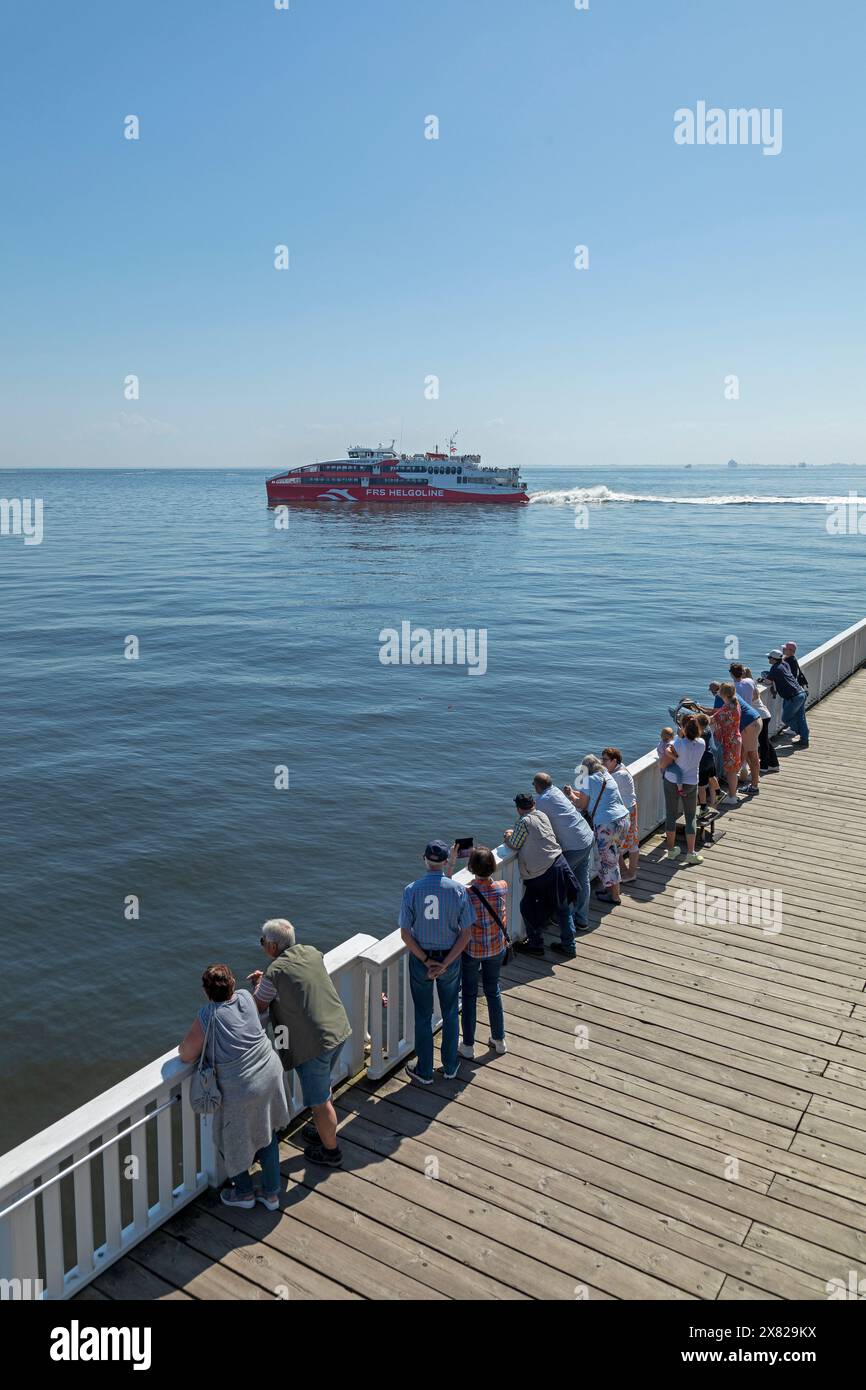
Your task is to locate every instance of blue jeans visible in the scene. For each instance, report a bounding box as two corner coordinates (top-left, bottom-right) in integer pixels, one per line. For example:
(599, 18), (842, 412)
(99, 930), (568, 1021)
(408, 953), (461, 1079)
(461, 949), (505, 1044)
(564, 845), (592, 933)
(295, 1042), (344, 1108)
(231, 1130), (281, 1196)
(782, 692), (809, 743)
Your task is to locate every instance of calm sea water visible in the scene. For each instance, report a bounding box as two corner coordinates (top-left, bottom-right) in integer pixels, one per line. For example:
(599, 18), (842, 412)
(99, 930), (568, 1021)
(2, 464), (864, 1146)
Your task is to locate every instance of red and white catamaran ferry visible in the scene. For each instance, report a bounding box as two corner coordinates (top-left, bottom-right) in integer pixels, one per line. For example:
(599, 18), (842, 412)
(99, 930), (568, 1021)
(266, 438), (528, 506)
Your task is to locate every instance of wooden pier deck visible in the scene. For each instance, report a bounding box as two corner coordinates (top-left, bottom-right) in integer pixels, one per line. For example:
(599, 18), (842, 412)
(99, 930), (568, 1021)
(80, 674), (866, 1301)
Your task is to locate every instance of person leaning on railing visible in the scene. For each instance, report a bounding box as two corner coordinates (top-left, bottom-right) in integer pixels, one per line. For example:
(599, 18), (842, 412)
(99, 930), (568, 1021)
(248, 919), (352, 1170)
(504, 792), (580, 955)
(601, 748), (640, 884)
(531, 771), (594, 946)
(178, 963), (290, 1212)
(399, 840), (474, 1086)
(730, 662), (778, 772)
(565, 757), (629, 907)
(762, 648), (810, 749)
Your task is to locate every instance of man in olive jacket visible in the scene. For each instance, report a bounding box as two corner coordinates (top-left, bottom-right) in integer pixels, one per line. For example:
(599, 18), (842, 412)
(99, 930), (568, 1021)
(249, 918), (351, 1168)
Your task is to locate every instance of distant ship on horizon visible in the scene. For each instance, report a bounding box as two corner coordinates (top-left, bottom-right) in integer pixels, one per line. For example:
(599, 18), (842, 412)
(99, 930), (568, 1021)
(266, 437), (528, 506)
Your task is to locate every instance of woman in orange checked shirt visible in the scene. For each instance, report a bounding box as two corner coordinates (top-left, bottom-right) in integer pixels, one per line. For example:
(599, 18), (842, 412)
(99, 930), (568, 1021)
(446, 843), (509, 1061)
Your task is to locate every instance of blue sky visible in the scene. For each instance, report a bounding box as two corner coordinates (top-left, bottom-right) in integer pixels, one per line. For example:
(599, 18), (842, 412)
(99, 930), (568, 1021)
(1, 0), (863, 469)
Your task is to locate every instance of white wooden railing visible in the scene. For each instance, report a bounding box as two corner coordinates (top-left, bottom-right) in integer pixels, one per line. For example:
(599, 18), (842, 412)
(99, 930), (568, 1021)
(2, 617), (864, 1299)
(0, 934), (376, 1301)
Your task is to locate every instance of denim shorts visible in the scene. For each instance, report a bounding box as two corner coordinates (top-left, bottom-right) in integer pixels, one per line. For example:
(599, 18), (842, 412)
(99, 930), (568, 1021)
(295, 1041), (344, 1108)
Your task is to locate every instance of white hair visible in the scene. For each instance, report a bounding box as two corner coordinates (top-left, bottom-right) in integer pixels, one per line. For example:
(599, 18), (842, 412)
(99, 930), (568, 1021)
(580, 754), (604, 775)
(261, 918), (296, 950)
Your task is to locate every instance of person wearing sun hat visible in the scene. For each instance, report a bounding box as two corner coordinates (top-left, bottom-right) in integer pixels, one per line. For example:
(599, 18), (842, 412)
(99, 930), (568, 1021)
(399, 839), (474, 1084)
(762, 649), (810, 748)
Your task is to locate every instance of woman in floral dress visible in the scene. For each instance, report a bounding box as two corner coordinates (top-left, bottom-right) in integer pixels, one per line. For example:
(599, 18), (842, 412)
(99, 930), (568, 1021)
(706, 682), (742, 805)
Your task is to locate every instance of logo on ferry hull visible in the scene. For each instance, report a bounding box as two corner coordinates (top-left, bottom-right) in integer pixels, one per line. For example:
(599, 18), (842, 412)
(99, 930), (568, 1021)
(317, 489), (359, 503)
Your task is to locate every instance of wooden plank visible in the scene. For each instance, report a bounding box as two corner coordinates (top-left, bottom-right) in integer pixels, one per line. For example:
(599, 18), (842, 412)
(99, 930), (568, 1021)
(717, 1277), (781, 1301)
(504, 958), (846, 1063)
(486, 1009), (804, 1129)
(188, 1194), (448, 1301)
(337, 1087), (836, 1300)
(334, 1104), (724, 1297)
(584, 919), (866, 1009)
(355, 1074), (865, 1280)
(744, 1223), (865, 1286)
(90, 1254), (193, 1300)
(438, 1054), (779, 1193)
(489, 1041), (797, 1150)
(498, 992), (816, 1109)
(267, 1172), (523, 1300)
(165, 1203), (362, 1300)
(315, 1122), (692, 1300)
(572, 937), (860, 1031)
(507, 950), (845, 1047)
(290, 1131), (616, 1300)
(798, 1113), (866, 1157)
(806, 1094), (866, 1135)
(496, 991), (866, 1114)
(281, 1162), (532, 1300)
(766, 1177), (866, 1257)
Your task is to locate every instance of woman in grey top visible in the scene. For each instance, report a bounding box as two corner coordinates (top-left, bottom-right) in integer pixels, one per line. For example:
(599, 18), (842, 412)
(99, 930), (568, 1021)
(179, 963), (290, 1212)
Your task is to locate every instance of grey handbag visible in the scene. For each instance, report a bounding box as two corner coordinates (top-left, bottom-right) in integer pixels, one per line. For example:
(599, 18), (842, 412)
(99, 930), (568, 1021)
(189, 1004), (223, 1115)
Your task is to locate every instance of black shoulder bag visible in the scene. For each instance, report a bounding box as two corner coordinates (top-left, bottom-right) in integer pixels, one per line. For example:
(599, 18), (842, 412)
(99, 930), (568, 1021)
(469, 884), (513, 965)
(584, 778), (607, 832)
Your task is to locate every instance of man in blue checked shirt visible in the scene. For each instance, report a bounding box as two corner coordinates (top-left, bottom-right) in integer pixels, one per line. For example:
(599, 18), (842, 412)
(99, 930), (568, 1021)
(399, 840), (474, 1085)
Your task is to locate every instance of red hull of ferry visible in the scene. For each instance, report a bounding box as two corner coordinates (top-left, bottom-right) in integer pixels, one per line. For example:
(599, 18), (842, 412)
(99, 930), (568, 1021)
(266, 480), (528, 506)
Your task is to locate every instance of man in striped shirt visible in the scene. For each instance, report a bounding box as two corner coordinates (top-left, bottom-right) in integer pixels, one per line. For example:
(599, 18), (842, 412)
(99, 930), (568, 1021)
(399, 839), (474, 1084)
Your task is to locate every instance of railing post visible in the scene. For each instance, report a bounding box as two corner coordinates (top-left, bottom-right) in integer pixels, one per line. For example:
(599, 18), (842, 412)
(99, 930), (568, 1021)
(199, 1115), (222, 1189)
(0, 1185), (41, 1296)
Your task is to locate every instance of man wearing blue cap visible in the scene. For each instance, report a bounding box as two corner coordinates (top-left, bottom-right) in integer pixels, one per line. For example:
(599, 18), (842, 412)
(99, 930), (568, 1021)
(399, 840), (474, 1084)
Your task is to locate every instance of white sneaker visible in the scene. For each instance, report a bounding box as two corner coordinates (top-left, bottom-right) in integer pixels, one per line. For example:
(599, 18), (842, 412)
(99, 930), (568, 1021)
(722, 794), (739, 805)
(457, 1041), (476, 1060)
(256, 1191), (280, 1212)
(683, 851), (704, 866)
(489, 1038), (508, 1055)
(667, 846), (681, 861)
